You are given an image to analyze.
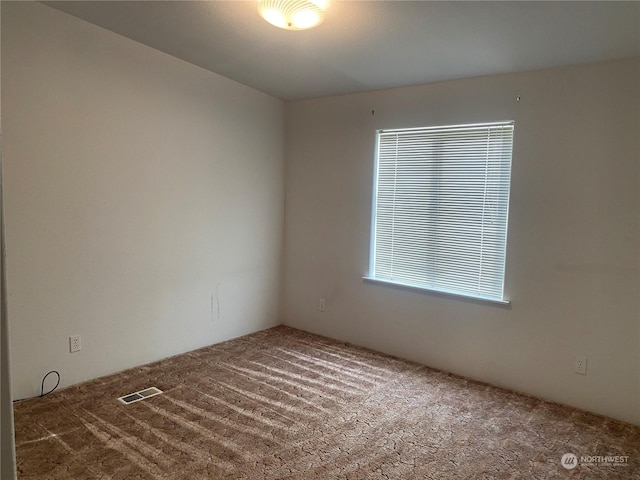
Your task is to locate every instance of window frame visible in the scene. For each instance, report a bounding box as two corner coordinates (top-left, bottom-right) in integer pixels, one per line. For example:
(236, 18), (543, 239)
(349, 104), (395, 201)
(364, 121), (514, 306)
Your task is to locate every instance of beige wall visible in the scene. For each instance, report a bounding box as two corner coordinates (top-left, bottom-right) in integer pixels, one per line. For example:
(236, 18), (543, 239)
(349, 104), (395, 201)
(283, 59), (640, 424)
(2, 2), (284, 401)
(1, 4), (17, 476)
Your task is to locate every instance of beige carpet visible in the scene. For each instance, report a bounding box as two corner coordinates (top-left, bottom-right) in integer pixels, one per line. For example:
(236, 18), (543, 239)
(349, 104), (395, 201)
(13, 326), (640, 479)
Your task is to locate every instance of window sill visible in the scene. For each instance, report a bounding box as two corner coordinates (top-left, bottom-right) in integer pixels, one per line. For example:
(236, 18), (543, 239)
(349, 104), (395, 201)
(362, 276), (511, 306)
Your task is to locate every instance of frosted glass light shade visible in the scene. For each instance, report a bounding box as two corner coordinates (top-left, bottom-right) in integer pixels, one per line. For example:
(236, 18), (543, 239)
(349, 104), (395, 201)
(258, 0), (328, 30)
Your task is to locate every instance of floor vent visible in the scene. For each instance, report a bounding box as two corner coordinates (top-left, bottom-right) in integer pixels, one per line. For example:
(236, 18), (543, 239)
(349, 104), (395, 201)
(117, 387), (163, 405)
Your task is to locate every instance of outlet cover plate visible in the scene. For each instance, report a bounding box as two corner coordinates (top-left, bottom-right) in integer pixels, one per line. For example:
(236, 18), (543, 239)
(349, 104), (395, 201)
(69, 335), (81, 353)
(574, 355), (587, 375)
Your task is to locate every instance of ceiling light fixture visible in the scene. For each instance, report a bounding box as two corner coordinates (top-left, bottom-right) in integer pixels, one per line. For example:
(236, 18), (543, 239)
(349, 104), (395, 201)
(258, 0), (328, 31)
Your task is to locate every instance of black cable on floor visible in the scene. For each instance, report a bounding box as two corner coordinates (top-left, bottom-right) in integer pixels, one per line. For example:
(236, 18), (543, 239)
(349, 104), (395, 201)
(40, 370), (60, 397)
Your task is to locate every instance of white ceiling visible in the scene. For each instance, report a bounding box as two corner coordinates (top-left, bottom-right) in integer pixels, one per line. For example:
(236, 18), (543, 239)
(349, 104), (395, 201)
(44, 1), (640, 101)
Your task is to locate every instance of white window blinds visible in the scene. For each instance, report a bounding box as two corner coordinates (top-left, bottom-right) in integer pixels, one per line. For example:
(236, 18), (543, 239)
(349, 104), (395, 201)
(369, 122), (514, 303)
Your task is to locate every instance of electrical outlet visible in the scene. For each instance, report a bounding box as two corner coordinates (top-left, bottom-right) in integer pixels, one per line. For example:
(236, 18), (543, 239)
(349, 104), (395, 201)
(318, 298), (326, 312)
(574, 355), (587, 375)
(69, 335), (81, 353)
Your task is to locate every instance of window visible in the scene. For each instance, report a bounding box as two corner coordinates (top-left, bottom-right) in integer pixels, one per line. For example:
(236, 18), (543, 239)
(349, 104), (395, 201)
(366, 121), (514, 304)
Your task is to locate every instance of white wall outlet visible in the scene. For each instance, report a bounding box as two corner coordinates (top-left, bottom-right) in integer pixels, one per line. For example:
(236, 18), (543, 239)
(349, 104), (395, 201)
(318, 298), (326, 312)
(574, 355), (587, 375)
(69, 335), (81, 353)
